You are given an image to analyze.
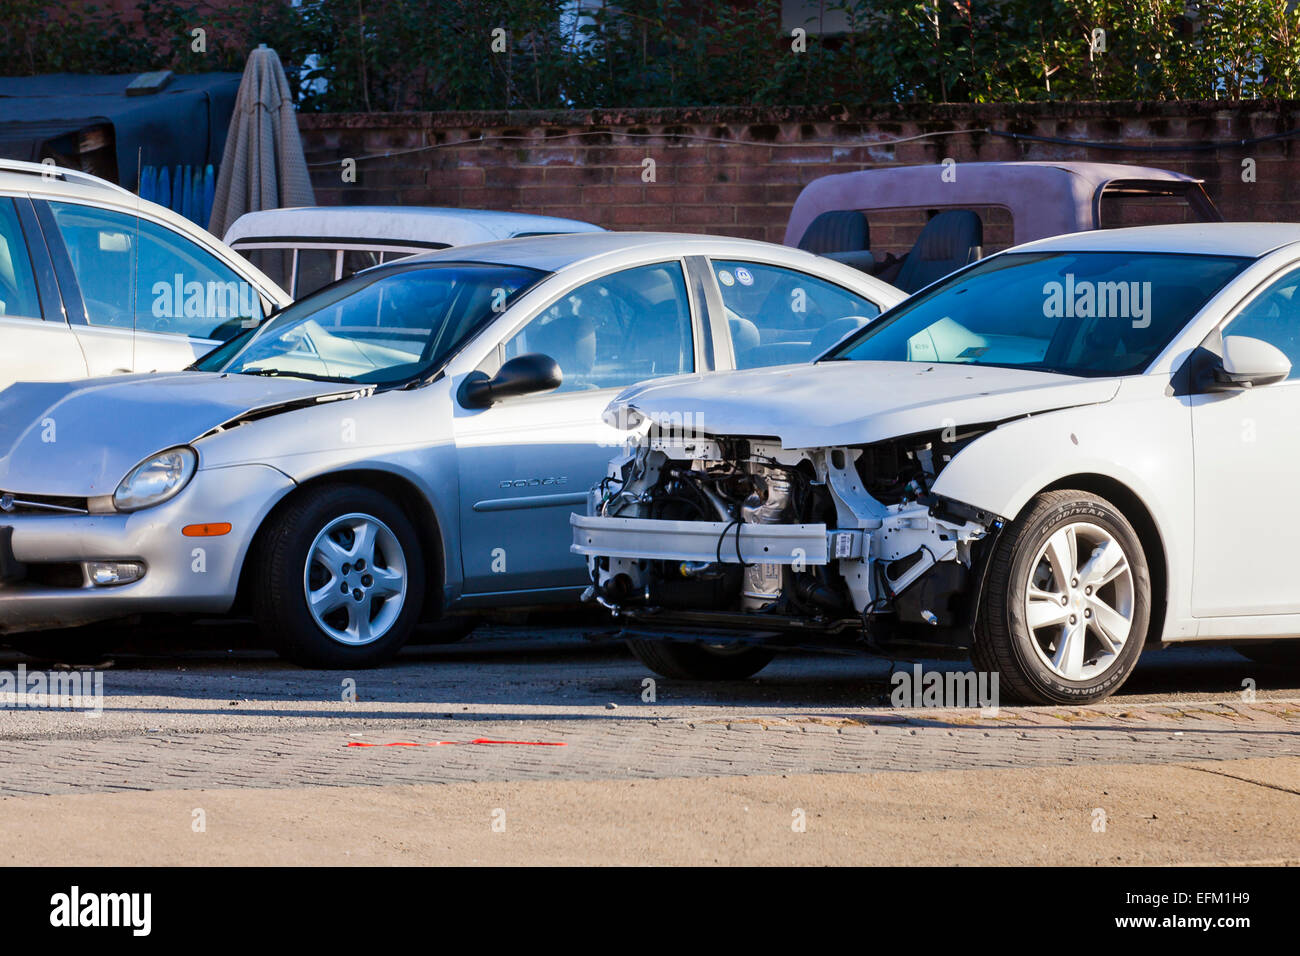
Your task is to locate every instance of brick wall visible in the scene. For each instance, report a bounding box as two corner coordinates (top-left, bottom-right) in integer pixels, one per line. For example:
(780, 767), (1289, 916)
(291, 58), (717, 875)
(298, 101), (1300, 246)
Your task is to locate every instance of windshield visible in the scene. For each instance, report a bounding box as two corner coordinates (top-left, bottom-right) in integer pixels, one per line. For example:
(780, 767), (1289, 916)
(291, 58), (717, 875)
(194, 261), (546, 385)
(827, 251), (1250, 377)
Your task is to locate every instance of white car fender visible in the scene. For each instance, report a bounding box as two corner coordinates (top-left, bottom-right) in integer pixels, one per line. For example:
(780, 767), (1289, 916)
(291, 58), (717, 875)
(929, 376), (1197, 640)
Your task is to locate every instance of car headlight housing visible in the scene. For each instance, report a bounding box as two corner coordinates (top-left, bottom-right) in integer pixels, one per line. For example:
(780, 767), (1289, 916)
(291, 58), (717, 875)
(113, 446), (198, 512)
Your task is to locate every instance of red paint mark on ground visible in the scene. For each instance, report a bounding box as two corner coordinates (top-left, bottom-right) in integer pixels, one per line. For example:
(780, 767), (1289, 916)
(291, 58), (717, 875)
(468, 738), (567, 746)
(346, 742), (420, 747)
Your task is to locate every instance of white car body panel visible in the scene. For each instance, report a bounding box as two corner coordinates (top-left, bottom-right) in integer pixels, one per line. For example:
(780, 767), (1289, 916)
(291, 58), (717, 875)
(1189, 381), (1300, 618)
(928, 375), (1197, 640)
(70, 325), (225, 380)
(0, 315), (89, 382)
(612, 361), (1121, 449)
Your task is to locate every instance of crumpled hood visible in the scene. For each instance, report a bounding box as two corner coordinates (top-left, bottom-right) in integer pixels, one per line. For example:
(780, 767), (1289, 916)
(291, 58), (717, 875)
(0, 373), (366, 497)
(613, 360), (1122, 448)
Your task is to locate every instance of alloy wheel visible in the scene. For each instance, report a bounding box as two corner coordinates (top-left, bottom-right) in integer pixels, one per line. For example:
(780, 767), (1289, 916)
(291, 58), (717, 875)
(1023, 521), (1135, 682)
(303, 513), (408, 646)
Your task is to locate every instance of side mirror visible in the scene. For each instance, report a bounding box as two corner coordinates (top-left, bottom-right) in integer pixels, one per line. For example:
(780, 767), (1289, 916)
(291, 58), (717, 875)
(1207, 335), (1292, 391)
(459, 352), (563, 409)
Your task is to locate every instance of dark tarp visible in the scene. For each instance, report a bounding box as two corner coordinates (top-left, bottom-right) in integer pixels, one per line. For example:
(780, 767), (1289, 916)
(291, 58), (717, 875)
(0, 73), (241, 188)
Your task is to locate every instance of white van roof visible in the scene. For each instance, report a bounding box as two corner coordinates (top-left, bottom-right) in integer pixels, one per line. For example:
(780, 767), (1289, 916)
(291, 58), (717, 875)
(222, 205), (604, 247)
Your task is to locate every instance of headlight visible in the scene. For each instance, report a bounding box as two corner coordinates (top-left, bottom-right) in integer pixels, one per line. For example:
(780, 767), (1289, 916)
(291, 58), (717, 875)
(113, 447), (198, 512)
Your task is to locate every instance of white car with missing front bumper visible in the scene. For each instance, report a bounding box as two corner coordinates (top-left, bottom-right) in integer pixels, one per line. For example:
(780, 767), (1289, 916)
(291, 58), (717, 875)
(574, 223), (1300, 704)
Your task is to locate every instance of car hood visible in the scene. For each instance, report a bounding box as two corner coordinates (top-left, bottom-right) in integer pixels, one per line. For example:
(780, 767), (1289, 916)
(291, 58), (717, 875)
(0, 373), (368, 497)
(612, 360), (1122, 448)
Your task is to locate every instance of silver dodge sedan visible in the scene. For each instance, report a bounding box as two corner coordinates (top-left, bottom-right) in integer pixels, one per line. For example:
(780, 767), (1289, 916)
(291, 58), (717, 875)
(0, 232), (902, 666)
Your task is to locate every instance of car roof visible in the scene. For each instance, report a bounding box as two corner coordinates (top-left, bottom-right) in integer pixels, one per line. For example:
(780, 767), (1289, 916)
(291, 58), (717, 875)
(222, 205), (604, 246)
(0, 157), (139, 201)
(784, 161), (1208, 249)
(1013, 222), (1300, 258)
(401, 231), (852, 273)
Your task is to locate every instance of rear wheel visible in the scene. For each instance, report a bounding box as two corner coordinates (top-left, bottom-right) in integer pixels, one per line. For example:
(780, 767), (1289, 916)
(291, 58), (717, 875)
(253, 485), (426, 668)
(626, 638), (774, 680)
(973, 490), (1151, 705)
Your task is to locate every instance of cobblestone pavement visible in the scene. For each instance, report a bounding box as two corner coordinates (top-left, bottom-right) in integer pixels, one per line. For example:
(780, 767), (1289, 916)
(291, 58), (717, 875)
(1, 625), (1298, 798)
(1, 701), (1299, 797)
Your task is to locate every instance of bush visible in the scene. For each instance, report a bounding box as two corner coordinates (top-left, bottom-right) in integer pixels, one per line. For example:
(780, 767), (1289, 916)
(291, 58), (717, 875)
(3, 0), (1300, 109)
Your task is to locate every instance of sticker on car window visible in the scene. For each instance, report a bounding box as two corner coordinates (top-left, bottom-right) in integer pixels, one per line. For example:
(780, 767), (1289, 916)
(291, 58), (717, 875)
(717, 270), (735, 287)
(735, 267), (754, 286)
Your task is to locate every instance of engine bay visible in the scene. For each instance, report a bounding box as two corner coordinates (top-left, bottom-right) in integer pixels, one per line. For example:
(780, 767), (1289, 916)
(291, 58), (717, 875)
(575, 423), (1005, 642)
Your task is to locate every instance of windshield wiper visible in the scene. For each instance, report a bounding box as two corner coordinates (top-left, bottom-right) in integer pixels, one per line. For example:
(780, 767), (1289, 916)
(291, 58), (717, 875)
(237, 368), (357, 384)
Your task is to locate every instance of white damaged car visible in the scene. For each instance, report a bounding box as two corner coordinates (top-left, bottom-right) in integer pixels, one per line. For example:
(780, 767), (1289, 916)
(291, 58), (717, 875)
(573, 223), (1300, 703)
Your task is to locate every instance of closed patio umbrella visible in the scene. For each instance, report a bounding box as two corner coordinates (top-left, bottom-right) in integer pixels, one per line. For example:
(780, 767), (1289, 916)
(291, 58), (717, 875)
(208, 45), (314, 238)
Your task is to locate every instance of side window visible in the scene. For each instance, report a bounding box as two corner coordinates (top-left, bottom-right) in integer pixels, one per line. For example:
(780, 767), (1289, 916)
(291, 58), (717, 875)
(242, 247), (292, 293)
(295, 248), (338, 297)
(711, 260), (881, 369)
(0, 198), (42, 321)
(48, 201), (264, 342)
(1223, 269), (1300, 381)
(341, 248), (382, 279)
(502, 261), (694, 393)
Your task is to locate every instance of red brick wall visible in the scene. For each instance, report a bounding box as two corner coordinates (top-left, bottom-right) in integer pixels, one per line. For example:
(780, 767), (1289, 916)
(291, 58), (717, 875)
(298, 102), (1300, 245)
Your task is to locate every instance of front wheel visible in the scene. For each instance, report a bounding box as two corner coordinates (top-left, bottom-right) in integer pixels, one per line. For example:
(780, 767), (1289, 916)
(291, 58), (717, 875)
(972, 489), (1151, 705)
(626, 638), (774, 681)
(252, 485), (426, 668)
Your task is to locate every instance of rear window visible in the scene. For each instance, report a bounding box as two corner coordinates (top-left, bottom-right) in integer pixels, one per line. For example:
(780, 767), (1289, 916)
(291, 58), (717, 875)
(1098, 186), (1205, 229)
(865, 205), (1014, 258)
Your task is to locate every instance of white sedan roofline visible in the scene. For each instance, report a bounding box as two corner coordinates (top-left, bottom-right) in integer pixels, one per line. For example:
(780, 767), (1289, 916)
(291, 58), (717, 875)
(1013, 222), (1300, 259)
(405, 230), (877, 276)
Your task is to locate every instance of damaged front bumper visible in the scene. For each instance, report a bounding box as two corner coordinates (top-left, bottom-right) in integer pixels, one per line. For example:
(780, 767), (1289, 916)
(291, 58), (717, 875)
(570, 432), (1004, 643)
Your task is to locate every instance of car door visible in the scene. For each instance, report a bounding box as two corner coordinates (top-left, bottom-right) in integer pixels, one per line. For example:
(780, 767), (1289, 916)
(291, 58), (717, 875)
(1190, 265), (1300, 616)
(0, 195), (87, 389)
(37, 200), (266, 377)
(454, 259), (702, 595)
(705, 258), (884, 369)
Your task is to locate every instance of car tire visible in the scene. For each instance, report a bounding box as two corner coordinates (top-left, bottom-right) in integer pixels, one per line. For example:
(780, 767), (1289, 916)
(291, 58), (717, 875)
(972, 489), (1151, 705)
(1236, 642), (1300, 668)
(252, 485), (426, 668)
(626, 638), (774, 680)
